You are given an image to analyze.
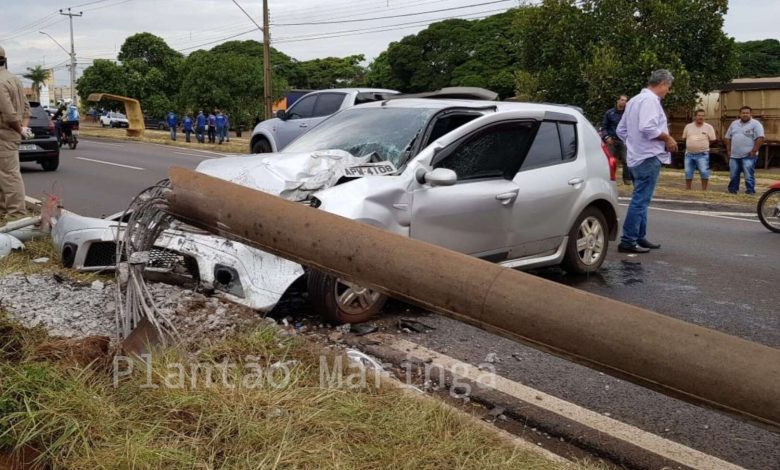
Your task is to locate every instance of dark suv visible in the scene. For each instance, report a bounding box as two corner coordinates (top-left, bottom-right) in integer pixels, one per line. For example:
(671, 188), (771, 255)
(143, 115), (169, 130)
(20, 102), (59, 171)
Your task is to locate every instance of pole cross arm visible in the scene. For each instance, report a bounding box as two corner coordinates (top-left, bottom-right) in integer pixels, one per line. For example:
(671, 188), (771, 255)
(87, 93), (144, 137)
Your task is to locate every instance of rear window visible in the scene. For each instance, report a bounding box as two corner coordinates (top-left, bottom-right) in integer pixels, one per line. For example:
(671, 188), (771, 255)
(28, 104), (49, 121)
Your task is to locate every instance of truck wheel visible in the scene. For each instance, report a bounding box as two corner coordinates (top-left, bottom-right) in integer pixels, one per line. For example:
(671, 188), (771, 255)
(251, 138), (272, 154)
(561, 206), (608, 274)
(41, 156), (60, 171)
(307, 270), (386, 324)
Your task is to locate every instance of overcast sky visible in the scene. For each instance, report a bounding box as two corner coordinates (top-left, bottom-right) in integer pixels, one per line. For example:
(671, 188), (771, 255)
(2, 0), (778, 87)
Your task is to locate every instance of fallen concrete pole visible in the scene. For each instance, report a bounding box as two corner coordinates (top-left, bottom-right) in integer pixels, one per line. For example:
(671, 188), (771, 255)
(166, 167), (780, 430)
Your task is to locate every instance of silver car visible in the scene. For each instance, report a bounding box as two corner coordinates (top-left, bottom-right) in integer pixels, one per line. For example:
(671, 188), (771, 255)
(198, 97), (620, 323)
(249, 88), (398, 154)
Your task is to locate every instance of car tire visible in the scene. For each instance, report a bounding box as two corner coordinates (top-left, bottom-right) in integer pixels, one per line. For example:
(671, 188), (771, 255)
(561, 206), (609, 274)
(307, 270), (387, 324)
(251, 138), (272, 154)
(40, 156), (59, 171)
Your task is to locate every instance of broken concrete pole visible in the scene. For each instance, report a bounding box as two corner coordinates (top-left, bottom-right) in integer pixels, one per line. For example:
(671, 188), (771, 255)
(166, 167), (780, 430)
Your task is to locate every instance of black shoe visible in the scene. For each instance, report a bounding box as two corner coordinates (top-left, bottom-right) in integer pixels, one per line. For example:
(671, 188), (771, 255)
(618, 243), (650, 253)
(637, 239), (661, 249)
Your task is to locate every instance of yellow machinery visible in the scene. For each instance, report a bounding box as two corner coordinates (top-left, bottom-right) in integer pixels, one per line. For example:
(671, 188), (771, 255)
(86, 93), (144, 137)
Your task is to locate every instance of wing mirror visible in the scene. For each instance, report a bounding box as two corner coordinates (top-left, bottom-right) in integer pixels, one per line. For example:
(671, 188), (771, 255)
(416, 168), (457, 187)
(276, 109), (287, 120)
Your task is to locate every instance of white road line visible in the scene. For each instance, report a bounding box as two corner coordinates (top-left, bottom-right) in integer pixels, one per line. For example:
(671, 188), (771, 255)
(619, 204), (760, 223)
(172, 151), (216, 158)
(74, 157), (144, 171)
(384, 337), (745, 470)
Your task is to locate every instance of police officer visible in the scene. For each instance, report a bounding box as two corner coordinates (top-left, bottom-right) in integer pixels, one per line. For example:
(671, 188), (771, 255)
(0, 45), (31, 221)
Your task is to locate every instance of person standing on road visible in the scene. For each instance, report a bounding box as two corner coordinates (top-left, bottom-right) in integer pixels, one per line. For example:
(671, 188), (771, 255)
(602, 95), (632, 185)
(215, 109), (226, 144)
(195, 110), (206, 143)
(681, 109), (716, 191)
(167, 111), (177, 141)
(207, 111), (216, 143)
(183, 114), (193, 143)
(724, 106), (765, 195)
(616, 69), (677, 254)
(0, 45), (31, 220)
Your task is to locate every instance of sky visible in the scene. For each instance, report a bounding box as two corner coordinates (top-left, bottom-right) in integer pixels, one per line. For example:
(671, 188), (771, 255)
(1, 0), (778, 88)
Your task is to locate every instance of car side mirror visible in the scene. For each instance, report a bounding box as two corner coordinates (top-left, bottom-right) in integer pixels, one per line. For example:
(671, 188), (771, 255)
(276, 109), (287, 120)
(424, 168), (457, 187)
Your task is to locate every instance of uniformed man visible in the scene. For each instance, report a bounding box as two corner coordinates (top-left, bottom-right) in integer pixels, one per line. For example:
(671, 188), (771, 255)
(0, 45), (31, 220)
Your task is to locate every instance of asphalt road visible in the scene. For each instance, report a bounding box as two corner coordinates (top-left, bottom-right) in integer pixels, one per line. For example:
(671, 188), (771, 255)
(21, 138), (780, 468)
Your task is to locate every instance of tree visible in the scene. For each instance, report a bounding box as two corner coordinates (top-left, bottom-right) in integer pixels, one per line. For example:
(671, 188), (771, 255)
(513, 0), (738, 119)
(22, 65), (50, 102)
(118, 32), (182, 70)
(76, 59), (127, 107)
(296, 55), (366, 89)
(736, 40), (780, 77)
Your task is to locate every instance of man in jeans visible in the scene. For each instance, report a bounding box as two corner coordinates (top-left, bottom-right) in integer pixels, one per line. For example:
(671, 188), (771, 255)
(616, 69), (677, 254)
(724, 106), (764, 194)
(602, 95), (632, 184)
(682, 109), (716, 190)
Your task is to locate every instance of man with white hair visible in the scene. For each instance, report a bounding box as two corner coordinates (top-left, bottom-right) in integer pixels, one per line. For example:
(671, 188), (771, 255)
(616, 69), (677, 253)
(0, 45), (31, 221)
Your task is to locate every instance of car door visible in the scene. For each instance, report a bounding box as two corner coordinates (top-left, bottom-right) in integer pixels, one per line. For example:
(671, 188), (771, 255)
(507, 119), (588, 258)
(410, 121), (535, 259)
(276, 92), (347, 150)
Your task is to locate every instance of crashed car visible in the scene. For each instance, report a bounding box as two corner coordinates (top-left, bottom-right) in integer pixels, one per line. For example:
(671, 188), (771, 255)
(53, 92), (619, 324)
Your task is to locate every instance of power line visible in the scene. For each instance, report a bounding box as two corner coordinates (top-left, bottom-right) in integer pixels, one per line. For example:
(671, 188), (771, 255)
(271, 0), (513, 26)
(230, 0), (264, 32)
(272, 0), (452, 24)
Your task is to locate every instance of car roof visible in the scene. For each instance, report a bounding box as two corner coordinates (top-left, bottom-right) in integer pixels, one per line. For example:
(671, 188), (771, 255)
(306, 88), (398, 95)
(356, 98), (584, 120)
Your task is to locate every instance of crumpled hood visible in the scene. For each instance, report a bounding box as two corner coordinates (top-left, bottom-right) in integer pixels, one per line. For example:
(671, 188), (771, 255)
(195, 150), (395, 201)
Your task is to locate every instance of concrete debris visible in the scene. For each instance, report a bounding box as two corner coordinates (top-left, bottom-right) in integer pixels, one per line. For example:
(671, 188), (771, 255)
(485, 352), (499, 364)
(32, 257), (50, 264)
(0, 273), (262, 343)
(90, 280), (105, 291)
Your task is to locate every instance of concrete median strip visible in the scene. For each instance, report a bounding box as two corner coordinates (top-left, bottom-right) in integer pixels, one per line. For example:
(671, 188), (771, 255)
(382, 337), (745, 470)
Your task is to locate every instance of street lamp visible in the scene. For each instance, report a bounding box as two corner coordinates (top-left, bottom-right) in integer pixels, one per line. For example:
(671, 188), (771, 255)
(39, 31), (75, 105)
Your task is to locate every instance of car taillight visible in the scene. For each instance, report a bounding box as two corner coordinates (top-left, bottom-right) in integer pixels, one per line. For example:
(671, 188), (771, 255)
(601, 141), (617, 182)
(48, 119), (55, 135)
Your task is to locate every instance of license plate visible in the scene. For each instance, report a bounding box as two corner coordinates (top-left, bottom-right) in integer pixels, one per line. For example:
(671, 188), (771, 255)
(19, 144), (38, 151)
(341, 162), (398, 177)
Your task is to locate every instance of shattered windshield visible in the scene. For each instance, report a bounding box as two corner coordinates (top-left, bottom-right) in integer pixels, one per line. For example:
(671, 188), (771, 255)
(282, 107), (438, 166)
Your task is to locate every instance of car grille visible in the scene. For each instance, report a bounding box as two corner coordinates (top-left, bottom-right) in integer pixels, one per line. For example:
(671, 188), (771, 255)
(83, 242), (190, 270)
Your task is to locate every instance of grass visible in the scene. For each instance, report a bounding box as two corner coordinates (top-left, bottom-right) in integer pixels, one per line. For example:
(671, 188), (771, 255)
(618, 167), (779, 208)
(0, 237), (108, 284)
(78, 122), (249, 154)
(0, 314), (604, 470)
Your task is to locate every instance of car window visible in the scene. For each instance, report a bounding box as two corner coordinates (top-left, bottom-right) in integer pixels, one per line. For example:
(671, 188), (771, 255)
(287, 95), (317, 119)
(521, 121), (562, 170)
(312, 93), (346, 117)
(29, 105), (48, 121)
(558, 122), (578, 160)
(434, 121), (535, 180)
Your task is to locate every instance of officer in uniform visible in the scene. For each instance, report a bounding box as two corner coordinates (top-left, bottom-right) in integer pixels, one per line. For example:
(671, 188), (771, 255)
(0, 45), (31, 220)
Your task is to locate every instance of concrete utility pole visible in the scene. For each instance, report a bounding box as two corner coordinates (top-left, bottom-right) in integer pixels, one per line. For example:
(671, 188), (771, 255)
(262, 0), (273, 119)
(59, 8), (83, 106)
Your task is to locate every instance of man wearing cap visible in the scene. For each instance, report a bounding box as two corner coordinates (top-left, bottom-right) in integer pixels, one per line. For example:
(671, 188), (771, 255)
(0, 45), (31, 220)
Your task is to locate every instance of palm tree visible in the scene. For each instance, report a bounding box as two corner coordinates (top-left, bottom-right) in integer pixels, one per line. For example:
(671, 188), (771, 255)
(23, 65), (51, 102)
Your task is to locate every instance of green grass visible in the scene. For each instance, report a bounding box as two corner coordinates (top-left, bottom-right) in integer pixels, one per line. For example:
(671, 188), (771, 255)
(78, 123), (249, 154)
(0, 313), (604, 469)
(0, 237), (108, 284)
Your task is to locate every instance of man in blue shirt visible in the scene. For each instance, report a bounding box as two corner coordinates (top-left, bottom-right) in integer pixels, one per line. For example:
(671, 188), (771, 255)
(616, 69), (677, 254)
(166, 111), (177, 141)
(207, 111), (216, 143)
(215, 110), (226, 144)
(602, 95), (631, 184)
(724, 106), (765, 194)
(195, 111), (206, 144)
(183, 114), (193, 143)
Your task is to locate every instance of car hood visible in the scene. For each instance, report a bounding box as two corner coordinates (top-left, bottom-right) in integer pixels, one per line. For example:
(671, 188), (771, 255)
(195, 150), (396, 201)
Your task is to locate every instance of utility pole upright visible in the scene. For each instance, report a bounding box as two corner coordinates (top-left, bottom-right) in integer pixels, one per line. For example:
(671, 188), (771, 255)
(59, 7), (83, 106)
(262, 0), (273, 119)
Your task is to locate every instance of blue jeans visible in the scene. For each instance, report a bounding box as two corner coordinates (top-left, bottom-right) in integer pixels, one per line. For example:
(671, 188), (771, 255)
(621, 157), (661, 245)
(170, 126), (177, 140)
(217, 126), (225, 142)
(728, 156), (757, 194)
(684, 152), (710, 180)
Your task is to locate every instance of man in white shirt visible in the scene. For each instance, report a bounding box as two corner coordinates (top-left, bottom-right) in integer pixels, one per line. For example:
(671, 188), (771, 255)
(681, 109), (717, 190)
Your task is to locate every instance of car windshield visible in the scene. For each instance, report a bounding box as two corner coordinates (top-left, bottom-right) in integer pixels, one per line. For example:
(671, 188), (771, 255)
(282, 107), (438, 166)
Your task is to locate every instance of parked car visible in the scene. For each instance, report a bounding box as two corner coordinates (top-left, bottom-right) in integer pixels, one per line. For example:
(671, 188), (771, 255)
(100, 112), (129, 128)
(143, 115), (169, 130)
(203, 91), (620, 323)
(20, 101), (59, 171)
(249, 88), (398, 154)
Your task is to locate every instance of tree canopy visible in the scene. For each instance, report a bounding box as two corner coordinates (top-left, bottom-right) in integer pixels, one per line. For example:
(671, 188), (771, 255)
(736, 39), (780, 78)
